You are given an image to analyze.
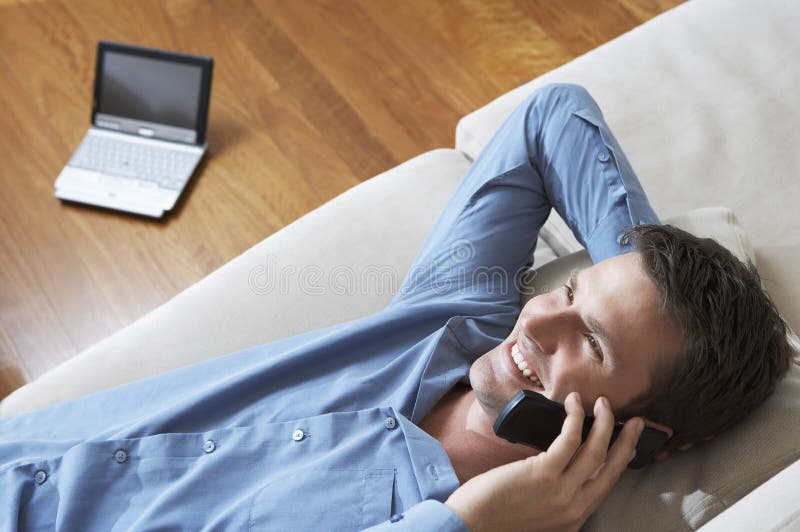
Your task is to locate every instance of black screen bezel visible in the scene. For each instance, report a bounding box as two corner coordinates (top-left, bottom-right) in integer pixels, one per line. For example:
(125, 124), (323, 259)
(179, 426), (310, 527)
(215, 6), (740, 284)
(92, 40), (213, 145)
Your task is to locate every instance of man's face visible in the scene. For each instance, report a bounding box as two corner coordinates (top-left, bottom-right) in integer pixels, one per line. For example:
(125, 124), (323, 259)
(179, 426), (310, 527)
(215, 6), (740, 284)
(470, 252), (683, 420)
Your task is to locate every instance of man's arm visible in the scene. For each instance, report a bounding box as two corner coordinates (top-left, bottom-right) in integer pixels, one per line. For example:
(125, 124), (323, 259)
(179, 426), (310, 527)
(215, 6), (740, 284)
(391, 83), (659, 312)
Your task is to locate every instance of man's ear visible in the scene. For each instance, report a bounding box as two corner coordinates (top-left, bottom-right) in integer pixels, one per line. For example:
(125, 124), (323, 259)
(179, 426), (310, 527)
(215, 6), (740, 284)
(649, 425), (717, 462)
(642, 417), (673, 440)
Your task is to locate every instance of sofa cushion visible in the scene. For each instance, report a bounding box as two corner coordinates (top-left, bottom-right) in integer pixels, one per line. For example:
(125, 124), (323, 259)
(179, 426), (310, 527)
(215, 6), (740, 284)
(456, 0), (800, 253)
(521, 211), (800, 531)
(536, 206), (756, 270)
(698, 455), (800, 531)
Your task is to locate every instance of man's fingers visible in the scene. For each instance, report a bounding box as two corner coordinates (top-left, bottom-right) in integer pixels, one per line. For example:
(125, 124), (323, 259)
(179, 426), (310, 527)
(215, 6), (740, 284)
(565, 396), (616, 484)
(544, 392), (585, 472)
(581, 415), (643, 507)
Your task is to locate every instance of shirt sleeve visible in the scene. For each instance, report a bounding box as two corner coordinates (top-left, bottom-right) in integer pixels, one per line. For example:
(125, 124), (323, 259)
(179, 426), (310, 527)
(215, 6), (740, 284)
(361, 499), (470, 531)
(389, 83), (660, 311)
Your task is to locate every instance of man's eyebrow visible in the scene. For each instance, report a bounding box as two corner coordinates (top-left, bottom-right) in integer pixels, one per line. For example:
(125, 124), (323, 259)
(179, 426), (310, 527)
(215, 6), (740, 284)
(572, 269), (618, 369)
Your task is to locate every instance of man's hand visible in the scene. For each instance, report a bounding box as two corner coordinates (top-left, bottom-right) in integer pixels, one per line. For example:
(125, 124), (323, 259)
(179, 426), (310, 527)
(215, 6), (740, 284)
(444, 392), (644, 532)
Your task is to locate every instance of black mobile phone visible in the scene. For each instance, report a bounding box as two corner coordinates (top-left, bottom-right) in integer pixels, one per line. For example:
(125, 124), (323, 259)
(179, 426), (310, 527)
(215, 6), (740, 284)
(493, 390), (670, 469)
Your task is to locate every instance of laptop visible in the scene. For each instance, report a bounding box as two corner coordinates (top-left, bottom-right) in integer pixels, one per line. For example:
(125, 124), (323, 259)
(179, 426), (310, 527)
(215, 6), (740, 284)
(55, 40), (213, 218)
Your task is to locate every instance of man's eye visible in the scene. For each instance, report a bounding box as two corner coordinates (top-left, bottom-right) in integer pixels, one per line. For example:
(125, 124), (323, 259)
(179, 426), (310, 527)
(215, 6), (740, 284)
(587, 335), (603, 358)
(563, 284), (574, 303)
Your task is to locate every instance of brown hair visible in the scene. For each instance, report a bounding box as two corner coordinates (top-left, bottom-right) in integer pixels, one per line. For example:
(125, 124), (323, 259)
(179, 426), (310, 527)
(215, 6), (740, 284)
(615, 224), (795, 451)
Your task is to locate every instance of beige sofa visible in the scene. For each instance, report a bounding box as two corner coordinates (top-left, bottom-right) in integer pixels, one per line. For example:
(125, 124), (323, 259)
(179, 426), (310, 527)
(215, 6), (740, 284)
(3, 0), (799, 529)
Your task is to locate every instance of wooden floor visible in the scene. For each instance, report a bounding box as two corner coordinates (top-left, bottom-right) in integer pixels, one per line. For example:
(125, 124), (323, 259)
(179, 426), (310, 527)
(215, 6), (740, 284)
(0, 0), (684, 400)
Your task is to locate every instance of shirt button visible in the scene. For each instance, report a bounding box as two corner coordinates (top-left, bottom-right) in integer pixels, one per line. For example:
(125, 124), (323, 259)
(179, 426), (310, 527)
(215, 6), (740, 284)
(292, 429), (305, 441)
(114, 449), (128, 464)
(426, 463), (439, 480)
(34, 470), (47, 485)
(598, 152), (610, 162)
(384, 416), (397, 430)
(390, 513), (403, 523)
(203, 440), (216, 454)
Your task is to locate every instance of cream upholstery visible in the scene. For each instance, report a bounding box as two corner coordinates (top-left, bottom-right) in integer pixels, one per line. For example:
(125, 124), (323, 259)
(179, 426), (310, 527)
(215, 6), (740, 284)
(698, 393), (800, 532)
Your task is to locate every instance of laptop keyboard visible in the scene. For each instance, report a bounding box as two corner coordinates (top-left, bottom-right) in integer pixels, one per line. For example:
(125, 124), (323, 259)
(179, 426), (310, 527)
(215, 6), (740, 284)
(70, 134), (199, 190)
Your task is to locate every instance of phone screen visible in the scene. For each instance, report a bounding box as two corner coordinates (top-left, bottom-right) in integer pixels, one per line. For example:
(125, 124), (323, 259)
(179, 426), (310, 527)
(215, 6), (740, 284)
(493, 390), (670, 469)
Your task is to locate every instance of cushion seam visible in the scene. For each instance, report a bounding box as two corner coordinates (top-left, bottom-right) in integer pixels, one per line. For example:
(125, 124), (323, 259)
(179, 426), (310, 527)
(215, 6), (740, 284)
(683, 449), (800, 523)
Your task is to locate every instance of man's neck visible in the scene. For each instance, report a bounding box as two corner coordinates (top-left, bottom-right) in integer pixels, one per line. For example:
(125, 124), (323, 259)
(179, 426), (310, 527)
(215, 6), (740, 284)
(418, 384), (541, 484)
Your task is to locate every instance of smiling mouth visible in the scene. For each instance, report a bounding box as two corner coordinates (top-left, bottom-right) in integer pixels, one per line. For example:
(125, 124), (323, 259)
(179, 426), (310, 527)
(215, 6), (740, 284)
(509, 342), (545, 391)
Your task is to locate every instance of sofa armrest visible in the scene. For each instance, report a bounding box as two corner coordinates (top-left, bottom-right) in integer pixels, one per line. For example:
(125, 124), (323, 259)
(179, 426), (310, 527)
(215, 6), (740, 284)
(0, 148), (557, 420)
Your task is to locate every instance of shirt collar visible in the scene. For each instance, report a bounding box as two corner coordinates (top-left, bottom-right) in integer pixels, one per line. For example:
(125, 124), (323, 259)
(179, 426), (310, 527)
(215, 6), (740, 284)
(395, 411), (461, 501)
(396, 317), (479, 501)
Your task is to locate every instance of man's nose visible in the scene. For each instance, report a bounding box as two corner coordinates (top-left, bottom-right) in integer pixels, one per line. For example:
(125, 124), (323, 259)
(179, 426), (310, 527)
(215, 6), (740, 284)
(520, 307), (579, 355)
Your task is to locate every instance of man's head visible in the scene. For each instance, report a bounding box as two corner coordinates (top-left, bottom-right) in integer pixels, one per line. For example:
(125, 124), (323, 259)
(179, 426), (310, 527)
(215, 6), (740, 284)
(469, 224), (794, 452)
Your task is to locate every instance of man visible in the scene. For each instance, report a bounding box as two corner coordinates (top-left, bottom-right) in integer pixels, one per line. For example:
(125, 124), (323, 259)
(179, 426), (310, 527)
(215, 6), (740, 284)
(0, 84), (792, 530)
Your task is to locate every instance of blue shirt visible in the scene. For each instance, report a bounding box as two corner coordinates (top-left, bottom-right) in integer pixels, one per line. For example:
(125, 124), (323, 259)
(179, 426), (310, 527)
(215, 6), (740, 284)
(0, 84), (659, 530)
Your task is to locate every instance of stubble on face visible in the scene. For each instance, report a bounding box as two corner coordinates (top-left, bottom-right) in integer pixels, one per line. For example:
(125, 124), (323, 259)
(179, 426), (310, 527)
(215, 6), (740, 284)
(468, 329), (532, 421)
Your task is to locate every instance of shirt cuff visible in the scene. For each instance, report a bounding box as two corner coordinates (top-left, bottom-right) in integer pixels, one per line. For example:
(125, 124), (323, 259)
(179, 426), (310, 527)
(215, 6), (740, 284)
(585, 195), (660, 264)
(361, 499), (470, 531)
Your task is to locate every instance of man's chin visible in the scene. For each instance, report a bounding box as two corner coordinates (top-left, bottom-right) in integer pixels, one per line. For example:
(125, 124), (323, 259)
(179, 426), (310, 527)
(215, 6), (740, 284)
(468, 349), (516, 423)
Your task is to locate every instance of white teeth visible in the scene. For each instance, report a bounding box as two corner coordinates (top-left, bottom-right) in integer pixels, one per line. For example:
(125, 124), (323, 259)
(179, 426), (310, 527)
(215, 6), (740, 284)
(510, 343), (543, 389)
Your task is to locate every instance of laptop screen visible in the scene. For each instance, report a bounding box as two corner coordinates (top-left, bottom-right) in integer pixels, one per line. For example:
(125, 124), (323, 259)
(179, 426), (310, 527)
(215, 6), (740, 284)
(93, 41), (213, 144)
(99, 52), (202, 130)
